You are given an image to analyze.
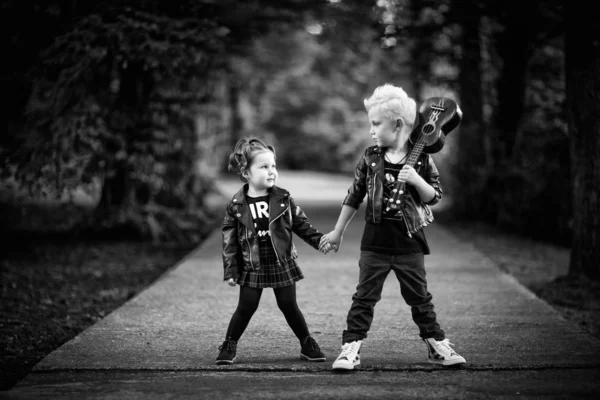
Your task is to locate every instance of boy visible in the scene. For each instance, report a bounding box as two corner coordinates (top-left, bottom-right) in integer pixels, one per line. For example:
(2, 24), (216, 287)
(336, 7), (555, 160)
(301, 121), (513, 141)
(320, 84), (465, 370)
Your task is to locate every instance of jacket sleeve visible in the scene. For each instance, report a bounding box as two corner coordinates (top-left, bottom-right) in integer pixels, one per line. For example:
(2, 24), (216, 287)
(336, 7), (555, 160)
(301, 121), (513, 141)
(342, 150), (368, 209)
(422, 154), (443, 206)
(222, 205), (239, 280)
(289, 196), (323, 250)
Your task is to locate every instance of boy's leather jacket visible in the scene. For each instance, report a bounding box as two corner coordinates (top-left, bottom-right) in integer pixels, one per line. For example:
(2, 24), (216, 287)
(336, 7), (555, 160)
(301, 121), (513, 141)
(222, 185), (323, 281)
(343, 145), (442, 237)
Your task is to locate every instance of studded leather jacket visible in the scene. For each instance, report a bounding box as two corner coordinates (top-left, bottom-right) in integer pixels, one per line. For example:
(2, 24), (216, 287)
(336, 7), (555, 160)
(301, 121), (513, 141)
(222, 185), (323, 281)
(343, 145), (442, 237)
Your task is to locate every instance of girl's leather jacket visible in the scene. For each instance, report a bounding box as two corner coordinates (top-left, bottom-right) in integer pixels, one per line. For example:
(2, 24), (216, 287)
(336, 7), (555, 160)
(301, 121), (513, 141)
(343, 145), (443, 237)
(222, 185), (323, 280)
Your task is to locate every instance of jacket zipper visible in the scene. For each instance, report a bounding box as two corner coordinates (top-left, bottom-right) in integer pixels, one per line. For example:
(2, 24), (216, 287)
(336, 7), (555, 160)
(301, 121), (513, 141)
(403, 215), (413, 238)
(245, 226), (255, 270)
(371, 170), (376, 221)
(268, 207), (287, 263)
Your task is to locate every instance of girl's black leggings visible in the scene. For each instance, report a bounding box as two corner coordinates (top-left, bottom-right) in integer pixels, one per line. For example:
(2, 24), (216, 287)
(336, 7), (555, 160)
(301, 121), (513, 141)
(225, 283), (310, 343)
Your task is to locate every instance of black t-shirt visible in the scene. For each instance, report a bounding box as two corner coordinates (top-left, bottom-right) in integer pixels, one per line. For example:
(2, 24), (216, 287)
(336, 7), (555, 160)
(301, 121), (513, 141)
(246, 194), (271, 245)
(360, 160), (429, 255)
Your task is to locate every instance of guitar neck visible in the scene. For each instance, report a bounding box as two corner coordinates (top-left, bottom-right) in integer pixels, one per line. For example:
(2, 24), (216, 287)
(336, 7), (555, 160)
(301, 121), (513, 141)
(392, 139), (425, 194)
(406, 139), (426, 167)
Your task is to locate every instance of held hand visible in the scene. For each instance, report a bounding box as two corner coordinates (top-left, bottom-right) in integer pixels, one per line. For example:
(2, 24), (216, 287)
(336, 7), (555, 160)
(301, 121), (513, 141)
(318, 238), (338, 254)
(320, 242), (336, 254)
(319, 236), (330, 254)
(227, 278), (236, 287)
(320, 231), (343, 253)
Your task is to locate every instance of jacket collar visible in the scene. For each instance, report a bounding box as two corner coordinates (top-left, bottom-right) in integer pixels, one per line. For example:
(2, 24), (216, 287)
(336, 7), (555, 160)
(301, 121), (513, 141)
(230, 184), (289, 203)
(230, 184), (290, 228)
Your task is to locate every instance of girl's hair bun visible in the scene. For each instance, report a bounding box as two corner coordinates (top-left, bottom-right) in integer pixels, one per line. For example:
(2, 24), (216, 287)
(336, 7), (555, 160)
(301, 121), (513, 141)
(227, 137), (275, 182)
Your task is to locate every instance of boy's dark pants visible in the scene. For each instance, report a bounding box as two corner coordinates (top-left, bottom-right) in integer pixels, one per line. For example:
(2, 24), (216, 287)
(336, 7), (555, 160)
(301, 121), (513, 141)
(342, 251), (445, 343)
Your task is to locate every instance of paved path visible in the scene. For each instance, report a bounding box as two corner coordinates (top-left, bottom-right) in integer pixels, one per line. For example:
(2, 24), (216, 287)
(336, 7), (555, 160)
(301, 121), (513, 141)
(4, 172), (600, 399)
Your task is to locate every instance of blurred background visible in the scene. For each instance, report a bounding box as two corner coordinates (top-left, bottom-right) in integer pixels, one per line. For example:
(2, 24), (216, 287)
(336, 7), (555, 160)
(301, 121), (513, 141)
(2, 0), (587, 247)
(1, 0), (599, 389)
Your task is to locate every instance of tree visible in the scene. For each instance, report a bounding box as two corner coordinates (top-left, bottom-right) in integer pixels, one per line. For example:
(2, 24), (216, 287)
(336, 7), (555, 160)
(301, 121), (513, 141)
(565, 3), (600, 280)
(6, 5), (229, 243)
(228, 0), (416, 172)
(1, 0), (331, 242)
(439, 0), (572, 244)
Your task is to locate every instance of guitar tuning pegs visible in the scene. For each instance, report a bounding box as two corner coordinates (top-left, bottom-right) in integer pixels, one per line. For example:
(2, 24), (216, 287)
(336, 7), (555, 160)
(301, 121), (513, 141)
(396, 200), (401, 204)
(393, 189), (397, 193)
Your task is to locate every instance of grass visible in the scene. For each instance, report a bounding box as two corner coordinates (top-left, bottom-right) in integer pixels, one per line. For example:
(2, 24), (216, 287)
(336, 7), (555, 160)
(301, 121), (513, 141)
(1, 212), (599, 391)
(0, 237), (196, 390)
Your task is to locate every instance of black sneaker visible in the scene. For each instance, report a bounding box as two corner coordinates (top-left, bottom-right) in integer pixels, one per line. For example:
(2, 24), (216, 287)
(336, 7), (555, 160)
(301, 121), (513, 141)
(300, 336), (326, 362)
(216, 339), (237, 365)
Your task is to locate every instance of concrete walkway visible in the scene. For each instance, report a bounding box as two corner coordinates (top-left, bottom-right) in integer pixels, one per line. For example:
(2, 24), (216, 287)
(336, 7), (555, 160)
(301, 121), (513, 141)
(4, 172), (600, 399)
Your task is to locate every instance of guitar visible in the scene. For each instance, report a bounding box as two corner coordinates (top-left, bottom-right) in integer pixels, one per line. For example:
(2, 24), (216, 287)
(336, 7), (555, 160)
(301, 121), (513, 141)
(385, 96), (462, 212)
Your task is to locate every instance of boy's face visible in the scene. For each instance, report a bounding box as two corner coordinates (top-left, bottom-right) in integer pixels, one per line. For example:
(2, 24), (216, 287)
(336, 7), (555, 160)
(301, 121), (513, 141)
(368, 106), (398, 148)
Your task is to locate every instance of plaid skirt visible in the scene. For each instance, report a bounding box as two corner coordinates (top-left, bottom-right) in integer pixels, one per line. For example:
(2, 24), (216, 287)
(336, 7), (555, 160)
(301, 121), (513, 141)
(236, 241), (304, 289)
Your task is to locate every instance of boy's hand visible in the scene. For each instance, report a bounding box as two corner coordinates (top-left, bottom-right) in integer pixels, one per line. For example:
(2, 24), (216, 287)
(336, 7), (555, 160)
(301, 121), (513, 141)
(399, 165), (423, 186)
(320, 231), (342, 253)
(318, 238), (337, 254)
(226, 278), (236, 287)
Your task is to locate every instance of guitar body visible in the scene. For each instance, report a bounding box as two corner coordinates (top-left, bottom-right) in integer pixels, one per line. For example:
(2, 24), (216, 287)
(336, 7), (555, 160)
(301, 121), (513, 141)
(386, 96), (462, 212)
(409, 97), (463, 154)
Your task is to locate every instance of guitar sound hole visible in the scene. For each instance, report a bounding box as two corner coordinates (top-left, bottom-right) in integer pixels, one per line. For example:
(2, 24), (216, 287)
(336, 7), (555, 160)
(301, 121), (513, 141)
(422, 123), (435, 134)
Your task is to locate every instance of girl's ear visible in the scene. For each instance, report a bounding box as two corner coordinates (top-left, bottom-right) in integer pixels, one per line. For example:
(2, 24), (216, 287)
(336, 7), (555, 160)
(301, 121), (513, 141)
(396, 119), (402, 129)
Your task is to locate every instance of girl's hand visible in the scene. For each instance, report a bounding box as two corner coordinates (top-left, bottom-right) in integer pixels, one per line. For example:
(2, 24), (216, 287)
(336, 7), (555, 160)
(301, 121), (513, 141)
(318, 239), (337, 254)
(398, 165), (423, 186)
(227, 278), (236, 287)
(320, 231), (342, 253)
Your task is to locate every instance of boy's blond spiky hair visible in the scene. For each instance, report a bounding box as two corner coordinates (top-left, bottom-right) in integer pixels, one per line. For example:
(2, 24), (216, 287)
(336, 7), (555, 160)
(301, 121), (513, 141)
(364, 83), (417, 128)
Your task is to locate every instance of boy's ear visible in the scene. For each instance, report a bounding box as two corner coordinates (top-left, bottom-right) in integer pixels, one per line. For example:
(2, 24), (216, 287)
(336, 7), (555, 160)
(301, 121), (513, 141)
(396, 119), (402, 128)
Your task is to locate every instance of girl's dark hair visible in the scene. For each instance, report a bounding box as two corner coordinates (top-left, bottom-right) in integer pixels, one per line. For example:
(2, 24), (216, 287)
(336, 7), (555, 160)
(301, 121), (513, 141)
(228, 137), (275, 182)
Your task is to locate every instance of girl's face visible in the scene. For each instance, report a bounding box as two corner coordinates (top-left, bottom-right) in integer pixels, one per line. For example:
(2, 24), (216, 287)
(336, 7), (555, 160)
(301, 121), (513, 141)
(244, 150), (277, 193)
(368, 106), (399, 148)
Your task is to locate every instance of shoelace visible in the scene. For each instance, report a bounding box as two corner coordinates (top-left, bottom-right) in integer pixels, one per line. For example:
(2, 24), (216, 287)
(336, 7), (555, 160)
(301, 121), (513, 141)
(432, 339), (456, 356)
(339, 341), (360, 359)
(304, 337), (320, 351)
(219, 340), (236, 353)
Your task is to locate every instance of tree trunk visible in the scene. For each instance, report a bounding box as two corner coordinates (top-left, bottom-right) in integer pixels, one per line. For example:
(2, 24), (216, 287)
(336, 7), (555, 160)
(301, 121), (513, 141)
(453, 0), (487, 216)
(228, 75), (244, 148)
(491, 2), (537, 162)
(566, 4), (600, 280)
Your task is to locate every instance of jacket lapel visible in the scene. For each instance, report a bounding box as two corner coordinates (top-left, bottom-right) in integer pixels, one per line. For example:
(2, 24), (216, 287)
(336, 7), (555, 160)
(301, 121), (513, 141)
(268, 186), (289, 224)
(231, 186), (256, 233)
(368, 149), (386, 182)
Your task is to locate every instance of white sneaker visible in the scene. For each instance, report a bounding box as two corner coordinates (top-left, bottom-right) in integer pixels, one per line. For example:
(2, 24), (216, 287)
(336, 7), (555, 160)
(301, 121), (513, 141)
(423, 338), (466, 366)
(332, 340), (362, 370)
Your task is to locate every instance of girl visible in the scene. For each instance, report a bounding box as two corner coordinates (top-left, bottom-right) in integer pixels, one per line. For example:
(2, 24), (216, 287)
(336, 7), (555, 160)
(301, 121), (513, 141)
(217, 137), (331, 365)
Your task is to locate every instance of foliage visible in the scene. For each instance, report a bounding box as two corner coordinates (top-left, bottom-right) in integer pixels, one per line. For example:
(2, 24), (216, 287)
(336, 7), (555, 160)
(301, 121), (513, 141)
(483, 4), (569, 244)
(428, 0), (572, 245)
(4, 7), (228, 242)
(235, 1), (415, 173)
(0, 237), (196, 390)
(1, 0), (337, 241)
(1, 0), (580, 248)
